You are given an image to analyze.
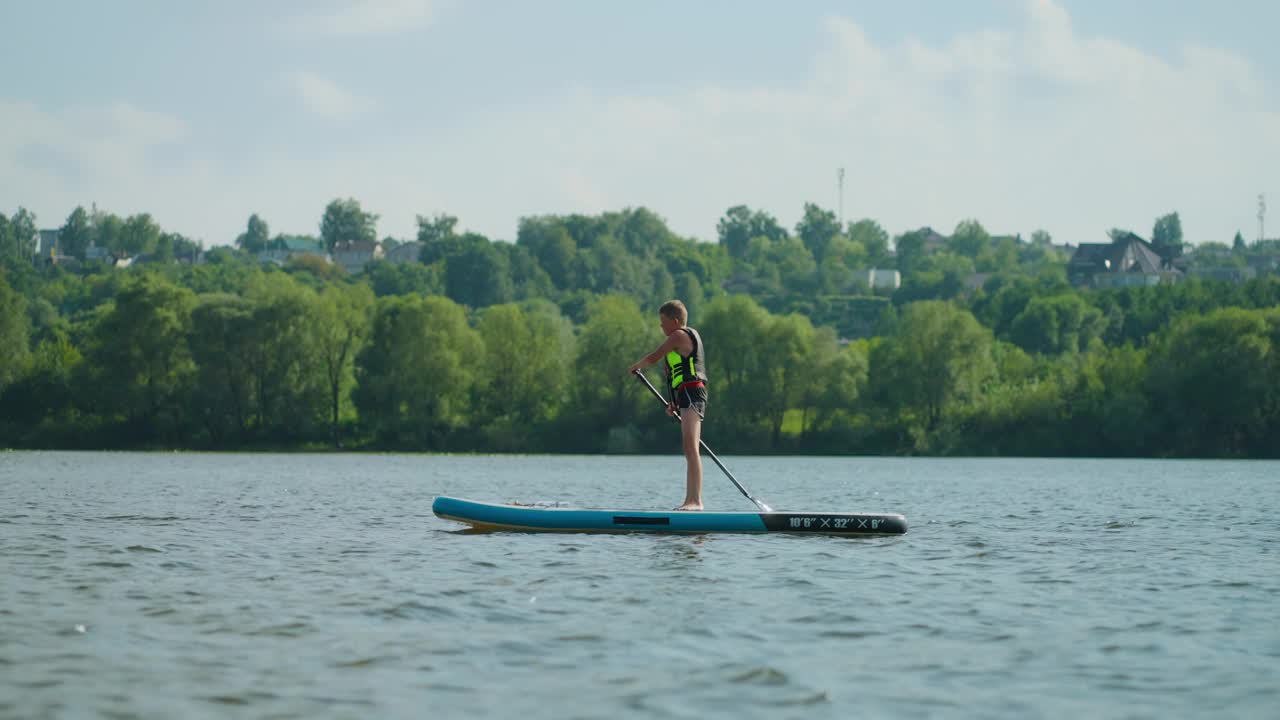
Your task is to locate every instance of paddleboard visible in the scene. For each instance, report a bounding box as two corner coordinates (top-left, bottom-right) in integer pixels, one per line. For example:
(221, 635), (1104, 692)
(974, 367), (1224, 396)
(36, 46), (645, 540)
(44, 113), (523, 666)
(433, 496), (907, 535)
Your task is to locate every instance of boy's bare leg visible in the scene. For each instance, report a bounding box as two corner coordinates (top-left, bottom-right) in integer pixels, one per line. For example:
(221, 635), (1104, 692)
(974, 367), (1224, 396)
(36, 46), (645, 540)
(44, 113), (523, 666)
(674, 407), (703, 510)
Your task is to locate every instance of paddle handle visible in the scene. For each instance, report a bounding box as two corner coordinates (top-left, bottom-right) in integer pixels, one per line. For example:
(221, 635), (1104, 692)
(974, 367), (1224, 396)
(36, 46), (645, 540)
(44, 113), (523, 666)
(631, 370), (772, 513)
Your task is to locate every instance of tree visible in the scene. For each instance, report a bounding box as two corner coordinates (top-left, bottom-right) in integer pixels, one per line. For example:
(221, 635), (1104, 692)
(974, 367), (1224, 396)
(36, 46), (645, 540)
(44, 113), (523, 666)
(5, 208), (38, 260)
(818, 236), (868, 293)
(564, 295), (651, 450)
(417, 214), (471, 265)
(699, 294), (774, 438)
(0, 270), (30, 390)
(445, 237), (512, 308)
(1151, 212), (1184, 259)
(796, 203), (841, 262)
(1146, 308), (1279, 456)
(353, 295), (481, 448)
(0, 215), (9, 260)
(312, 283), (373, 446)
(362, 258), (442, 297)
(119, 214), (161, 257)
(717, 205), (788, 259)
(85, 274), (196, 443)
(1009, 293), (1106, 355)
(517, 216), (576, 288)
(236, 214), (271, 253)
(800, 331), (868, 439)
(243, 274), (326, 439)
(508, 244), (555, 301)
(93, 211), (125, 255)
(948, 219), (991, 258)
(475, 303), (567, 437)
(758, 313), (817, 446)
(1030, 229), (1053, 246)
(847, 219), (890, 267)
(745, 235), (816, 295)
(321, 198), (378, 252)
(59, 207), (93, 259)
(894, 229), (929, 272)
(869, 301), (995, 435)
(188, 294), (257, 443)
(616, 206), (673, 257)
(1233, 231), (1247, 253)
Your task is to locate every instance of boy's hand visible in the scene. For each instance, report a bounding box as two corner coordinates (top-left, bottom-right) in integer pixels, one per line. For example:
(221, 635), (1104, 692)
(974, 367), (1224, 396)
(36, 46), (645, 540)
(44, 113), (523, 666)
(667, 402), (678, 417)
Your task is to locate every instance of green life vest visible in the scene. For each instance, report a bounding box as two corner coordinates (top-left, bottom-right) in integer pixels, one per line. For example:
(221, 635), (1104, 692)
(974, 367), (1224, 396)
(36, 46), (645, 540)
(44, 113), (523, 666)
(665, 327), (707, 393)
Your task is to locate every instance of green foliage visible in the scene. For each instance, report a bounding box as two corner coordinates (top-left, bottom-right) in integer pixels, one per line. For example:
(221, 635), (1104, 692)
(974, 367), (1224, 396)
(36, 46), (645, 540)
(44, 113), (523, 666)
(1145, 308), (1279, 456)
(362, 259), (442, 297)
(119, 214), (161, 257)
(445, 237), (512, 308)
(353, 294), (480, 449)
(6, 198), (1280, 457)
(0, 269), (31, 389)
(717, 205), (788, 259)
(83, 273), (197, 443)
(188, 293), (256, 443)
(699, 294), (773, 441)
(796, 203), (841, 262)
(59, 207), (93, 259)
(312, 283), (373, 446)
(236, 214), (271, 253)
(948, 219), (990, 258)
(848, 219), (891, 267)
(868, 301), (995, 440)
(1151, 212), (1184, 259)
(474, 303), (570, 449)
(1009, 293), (1106, 355)
(2, 208), (38, 260)
(517, 216), (576, 288)
(562, 295), (652, 451)
(893, 228), (930, 273)
(321, 198), (378, 252)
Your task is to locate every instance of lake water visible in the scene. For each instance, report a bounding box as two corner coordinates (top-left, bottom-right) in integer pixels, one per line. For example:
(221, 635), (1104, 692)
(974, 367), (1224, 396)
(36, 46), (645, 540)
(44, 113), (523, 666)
(1, 451), (1276, 719)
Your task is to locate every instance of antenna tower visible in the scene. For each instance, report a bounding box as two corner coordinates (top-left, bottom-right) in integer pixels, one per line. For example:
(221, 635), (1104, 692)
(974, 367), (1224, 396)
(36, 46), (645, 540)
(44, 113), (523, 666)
(837, 167), (846, 228)
(1260, 194), (1267, 243)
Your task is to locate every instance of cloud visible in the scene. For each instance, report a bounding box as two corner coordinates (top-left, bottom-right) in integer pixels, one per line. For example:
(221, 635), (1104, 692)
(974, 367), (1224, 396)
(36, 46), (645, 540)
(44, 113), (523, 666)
(286, 71), (368, 119)
(3, 0), (1276, 250)
(426, 0), (1277, 245)
(293, 0), (434, 37)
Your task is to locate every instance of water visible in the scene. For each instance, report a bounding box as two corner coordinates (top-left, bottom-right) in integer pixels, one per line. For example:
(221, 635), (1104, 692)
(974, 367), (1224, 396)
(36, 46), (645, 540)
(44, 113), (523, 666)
(1, 452), (1276, 719)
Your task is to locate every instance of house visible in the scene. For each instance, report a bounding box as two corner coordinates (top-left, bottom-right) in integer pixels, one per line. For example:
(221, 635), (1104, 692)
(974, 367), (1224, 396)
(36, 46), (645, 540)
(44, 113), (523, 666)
(38, 229), (60, 256)
(858, 268), (901, 290)
(964, 272), (993, 293)
(258, 236), (327, 266)
(331, 241), (383, 274)
(384, 241), (423, 265)
(1188, 266), (1257, 283)
(1068, 232), (1182, 288)
(919, 227), (948, 254)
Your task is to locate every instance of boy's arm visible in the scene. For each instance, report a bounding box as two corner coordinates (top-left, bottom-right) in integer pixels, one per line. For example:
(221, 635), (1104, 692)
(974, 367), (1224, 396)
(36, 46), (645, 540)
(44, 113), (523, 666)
(627, 333), (687, 374)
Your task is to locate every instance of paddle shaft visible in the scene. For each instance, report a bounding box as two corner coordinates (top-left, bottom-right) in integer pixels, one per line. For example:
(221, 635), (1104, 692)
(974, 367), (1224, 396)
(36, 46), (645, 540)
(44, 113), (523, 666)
(632, 370), (772, 512)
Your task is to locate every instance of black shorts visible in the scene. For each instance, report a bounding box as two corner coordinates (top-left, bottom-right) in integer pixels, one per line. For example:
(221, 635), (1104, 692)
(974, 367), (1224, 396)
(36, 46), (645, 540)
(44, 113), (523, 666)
(673, 384), (708, 416)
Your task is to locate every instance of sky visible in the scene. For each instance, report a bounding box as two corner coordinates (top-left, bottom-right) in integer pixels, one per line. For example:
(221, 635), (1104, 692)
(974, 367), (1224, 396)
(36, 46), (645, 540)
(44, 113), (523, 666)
(2, 0), (1278, 249)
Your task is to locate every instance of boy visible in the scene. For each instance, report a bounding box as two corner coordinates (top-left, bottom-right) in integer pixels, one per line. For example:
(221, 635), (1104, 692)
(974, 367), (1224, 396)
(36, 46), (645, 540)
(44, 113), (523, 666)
(628, 300), (707, 511)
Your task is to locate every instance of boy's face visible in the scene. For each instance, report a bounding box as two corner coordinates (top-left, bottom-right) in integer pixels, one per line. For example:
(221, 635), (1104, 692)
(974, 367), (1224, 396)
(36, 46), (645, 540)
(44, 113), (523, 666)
(660, 313), (680, 335)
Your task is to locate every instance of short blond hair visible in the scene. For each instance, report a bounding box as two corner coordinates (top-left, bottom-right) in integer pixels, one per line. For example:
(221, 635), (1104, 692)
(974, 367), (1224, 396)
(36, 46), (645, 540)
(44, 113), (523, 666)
(659, 299), (688, 325)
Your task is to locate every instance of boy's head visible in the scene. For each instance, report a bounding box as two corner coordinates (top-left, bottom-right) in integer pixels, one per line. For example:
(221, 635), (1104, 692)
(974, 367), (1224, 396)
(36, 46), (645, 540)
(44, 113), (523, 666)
(659, 300), (688, 327)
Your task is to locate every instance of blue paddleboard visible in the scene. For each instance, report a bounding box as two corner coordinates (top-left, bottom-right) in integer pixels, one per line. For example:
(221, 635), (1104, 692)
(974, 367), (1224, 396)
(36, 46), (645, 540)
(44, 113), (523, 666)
(433, 496), (907, 535)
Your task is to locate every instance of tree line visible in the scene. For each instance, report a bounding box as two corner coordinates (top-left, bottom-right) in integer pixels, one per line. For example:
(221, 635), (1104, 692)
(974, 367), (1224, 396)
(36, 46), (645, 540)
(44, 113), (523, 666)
(2, 200), (1279, 457)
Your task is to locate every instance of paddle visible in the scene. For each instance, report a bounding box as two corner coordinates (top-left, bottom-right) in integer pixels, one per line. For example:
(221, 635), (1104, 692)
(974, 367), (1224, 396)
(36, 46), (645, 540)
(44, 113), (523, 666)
(632, 369), (773, 513)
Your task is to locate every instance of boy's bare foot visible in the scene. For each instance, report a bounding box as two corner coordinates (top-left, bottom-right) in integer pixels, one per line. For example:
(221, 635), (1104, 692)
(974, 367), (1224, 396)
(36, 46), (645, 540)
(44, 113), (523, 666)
(673, 502), (703, 511)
